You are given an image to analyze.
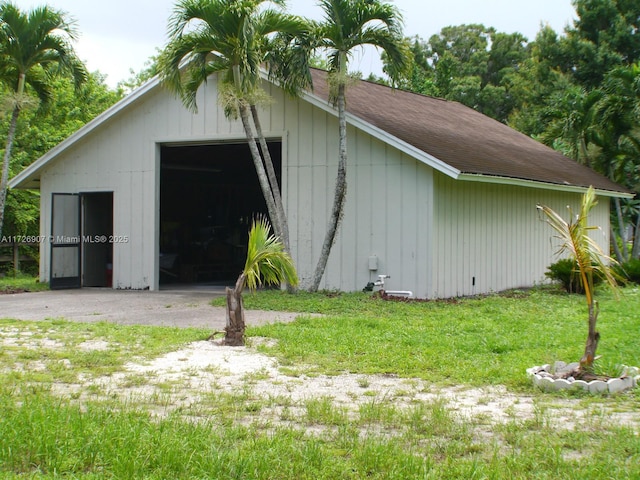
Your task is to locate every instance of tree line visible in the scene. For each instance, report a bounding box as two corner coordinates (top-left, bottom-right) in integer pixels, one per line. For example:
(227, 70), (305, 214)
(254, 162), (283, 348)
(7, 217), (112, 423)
(1, 0), (638, 282)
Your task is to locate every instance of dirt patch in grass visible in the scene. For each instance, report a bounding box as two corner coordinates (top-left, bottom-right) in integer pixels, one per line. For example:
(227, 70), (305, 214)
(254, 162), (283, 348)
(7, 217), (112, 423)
(46, 339), (640, 433)
(2, 328), (638, 436)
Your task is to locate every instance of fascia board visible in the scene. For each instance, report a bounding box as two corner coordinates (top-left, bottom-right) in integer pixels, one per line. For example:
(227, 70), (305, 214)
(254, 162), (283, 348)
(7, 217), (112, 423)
(458, 173), (635, 199)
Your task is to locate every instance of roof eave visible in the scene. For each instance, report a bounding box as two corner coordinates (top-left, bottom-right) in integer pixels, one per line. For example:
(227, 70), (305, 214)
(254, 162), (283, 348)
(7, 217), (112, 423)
(299, 89), (461, 179)
(458, 173), (635, 199)
(9, 75), (163, 190)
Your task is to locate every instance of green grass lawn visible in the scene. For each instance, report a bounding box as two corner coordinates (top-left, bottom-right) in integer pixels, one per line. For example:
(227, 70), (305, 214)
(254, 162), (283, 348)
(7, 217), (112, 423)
(0, 273), (49, 293)
(235, 286), (640, 389)
(1, 285), (639, 478)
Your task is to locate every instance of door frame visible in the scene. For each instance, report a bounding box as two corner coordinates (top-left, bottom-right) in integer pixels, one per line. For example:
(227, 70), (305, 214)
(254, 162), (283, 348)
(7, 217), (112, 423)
(49, 191), (114, 289)
(81, 191), (114, 287)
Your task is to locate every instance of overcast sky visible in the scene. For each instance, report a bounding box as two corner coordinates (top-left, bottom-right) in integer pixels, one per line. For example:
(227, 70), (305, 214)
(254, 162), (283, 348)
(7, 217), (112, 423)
(17, 0), (578, 88)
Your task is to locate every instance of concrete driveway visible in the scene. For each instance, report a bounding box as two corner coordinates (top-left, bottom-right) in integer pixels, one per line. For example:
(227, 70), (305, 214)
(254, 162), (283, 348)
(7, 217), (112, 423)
(0, 287), (305, 329)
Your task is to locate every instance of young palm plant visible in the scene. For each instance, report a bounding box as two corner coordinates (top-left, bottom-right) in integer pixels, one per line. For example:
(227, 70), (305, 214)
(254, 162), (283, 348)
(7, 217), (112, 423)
(0, 3), (87, 238)
(537, 187), (620, 375)
(224, 216), (298, 346)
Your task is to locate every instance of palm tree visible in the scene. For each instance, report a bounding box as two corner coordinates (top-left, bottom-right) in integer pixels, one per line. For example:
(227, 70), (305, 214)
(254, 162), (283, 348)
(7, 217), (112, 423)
(591, 64), (640, 261)
(0, 2), (87, 238)
(537, 187), (620, 375)
(306, 0), (409, 291)
(539, 85), (601, 169)
(224, 216), (297, 345)
(158, 0), (307, 254)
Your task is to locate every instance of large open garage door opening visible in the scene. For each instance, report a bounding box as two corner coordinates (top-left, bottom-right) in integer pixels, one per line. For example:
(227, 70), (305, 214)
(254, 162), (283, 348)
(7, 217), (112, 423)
(159, 141), (282, 286)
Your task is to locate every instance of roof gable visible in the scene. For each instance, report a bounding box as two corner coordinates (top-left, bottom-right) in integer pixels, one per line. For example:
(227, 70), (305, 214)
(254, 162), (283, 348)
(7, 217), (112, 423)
(9, 77), (163, 189)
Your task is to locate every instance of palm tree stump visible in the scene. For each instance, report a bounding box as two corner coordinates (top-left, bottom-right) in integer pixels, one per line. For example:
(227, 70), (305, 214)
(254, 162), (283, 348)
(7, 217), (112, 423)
(224, 275), (246, 346)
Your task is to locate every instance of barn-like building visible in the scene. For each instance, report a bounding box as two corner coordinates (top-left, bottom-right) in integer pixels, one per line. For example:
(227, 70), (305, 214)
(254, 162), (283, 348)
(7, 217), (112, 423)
(10, 69), (631, 297)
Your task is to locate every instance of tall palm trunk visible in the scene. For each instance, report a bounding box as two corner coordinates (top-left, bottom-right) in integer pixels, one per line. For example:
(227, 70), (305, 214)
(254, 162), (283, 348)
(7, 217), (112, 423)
(308, 81), (348, 291)
(632, 214), (640, 259)
(579, 136), (591, 169)
(613, 198), (628, 262)
(250, 104), (289, 253)
(232, 66), (282, 239)
(0, 105), (20, 239)
(225, 273), (246, 346)
(611, 227), (624, 264)
(0, 73), (25, 238)
(238, 102), (282, 239)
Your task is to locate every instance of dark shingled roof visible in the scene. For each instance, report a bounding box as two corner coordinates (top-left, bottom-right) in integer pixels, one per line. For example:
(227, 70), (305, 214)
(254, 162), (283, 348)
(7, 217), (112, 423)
(309, 68), (628, 194)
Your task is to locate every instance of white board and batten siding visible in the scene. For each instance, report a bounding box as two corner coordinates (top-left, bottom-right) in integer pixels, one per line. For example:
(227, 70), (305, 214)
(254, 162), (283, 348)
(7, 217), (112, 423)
(431, 174), (610, 298)
(285, 112), (435, 295)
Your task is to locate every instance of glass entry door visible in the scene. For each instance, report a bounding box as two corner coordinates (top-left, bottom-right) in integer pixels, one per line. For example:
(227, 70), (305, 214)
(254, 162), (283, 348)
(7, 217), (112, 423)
(50, 193), (81, 289)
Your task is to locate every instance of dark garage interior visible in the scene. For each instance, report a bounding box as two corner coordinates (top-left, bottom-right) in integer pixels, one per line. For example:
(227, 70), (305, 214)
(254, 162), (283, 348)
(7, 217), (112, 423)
(159, 141), (281, 285)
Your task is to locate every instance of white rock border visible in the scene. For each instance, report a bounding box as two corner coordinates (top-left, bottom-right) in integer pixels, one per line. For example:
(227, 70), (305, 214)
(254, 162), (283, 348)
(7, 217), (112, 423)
(527, 363), (640, 394)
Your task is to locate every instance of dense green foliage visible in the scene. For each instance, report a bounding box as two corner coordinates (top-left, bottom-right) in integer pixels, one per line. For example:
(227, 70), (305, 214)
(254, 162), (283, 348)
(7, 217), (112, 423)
(386, 25), (528, 123)
(546, 258), (591, 293)
(617, 257), (640, 284)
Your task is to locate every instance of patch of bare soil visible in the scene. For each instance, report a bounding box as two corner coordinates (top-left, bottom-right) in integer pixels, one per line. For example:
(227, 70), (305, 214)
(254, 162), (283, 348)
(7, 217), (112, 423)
(51, 339), (640, 434)
(3, 328), (638, 435)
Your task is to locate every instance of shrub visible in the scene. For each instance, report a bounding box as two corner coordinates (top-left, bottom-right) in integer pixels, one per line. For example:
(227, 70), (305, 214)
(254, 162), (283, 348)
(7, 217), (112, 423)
(545, 258), (603, 293)
(617, 258), (640, 284)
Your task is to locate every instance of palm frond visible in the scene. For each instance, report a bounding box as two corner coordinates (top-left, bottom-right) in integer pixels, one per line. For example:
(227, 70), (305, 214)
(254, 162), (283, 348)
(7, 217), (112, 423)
(0, 3), (86, 98)
(160, 0), (294, 114)
(537, 187), (619, 306)
(314, 0), (409, 81)
(243, 216), (298, 291)
(266, 28), (314, 96)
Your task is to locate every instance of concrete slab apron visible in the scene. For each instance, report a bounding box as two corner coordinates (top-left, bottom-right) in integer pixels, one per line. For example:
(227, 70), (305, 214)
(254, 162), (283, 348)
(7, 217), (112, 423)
(0, 289), (304, 329)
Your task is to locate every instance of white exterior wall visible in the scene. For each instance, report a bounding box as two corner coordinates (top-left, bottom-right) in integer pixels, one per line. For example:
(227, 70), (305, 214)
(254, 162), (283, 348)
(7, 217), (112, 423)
(430, 174), (611, 298)
(284, 108), (435, 295)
